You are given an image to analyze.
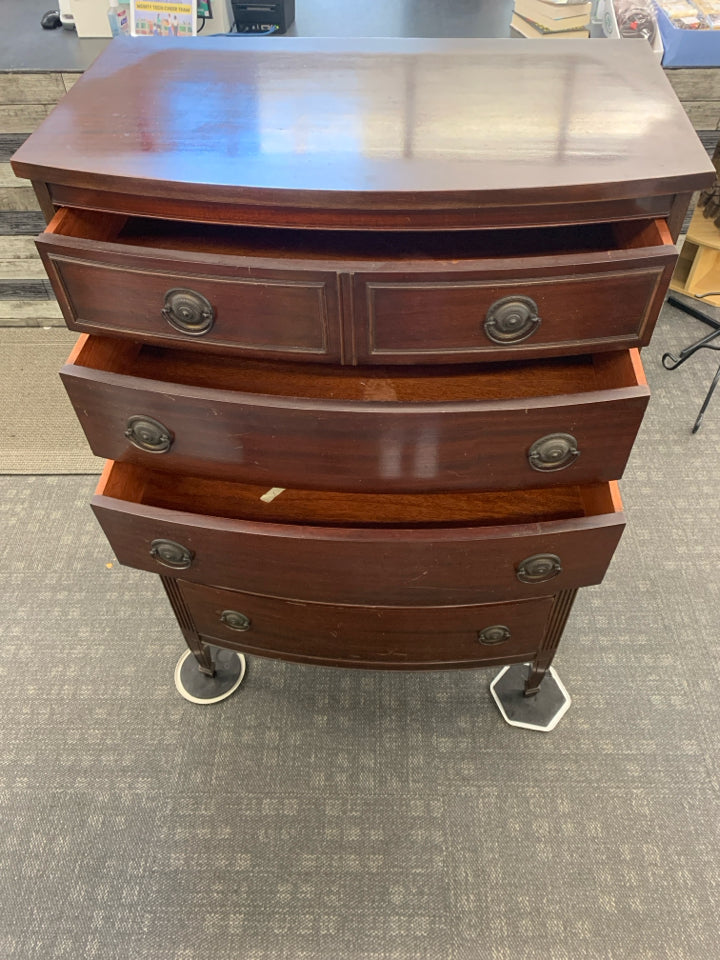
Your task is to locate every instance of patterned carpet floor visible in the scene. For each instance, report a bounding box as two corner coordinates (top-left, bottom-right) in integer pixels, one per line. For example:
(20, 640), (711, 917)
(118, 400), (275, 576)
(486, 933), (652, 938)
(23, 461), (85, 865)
(0, 327), (103, 474)
(1, 302), (720, 959)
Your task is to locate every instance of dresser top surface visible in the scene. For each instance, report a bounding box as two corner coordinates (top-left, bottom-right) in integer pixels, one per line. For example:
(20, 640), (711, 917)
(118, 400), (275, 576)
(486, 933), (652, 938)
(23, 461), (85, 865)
(12, 37), (714, 216)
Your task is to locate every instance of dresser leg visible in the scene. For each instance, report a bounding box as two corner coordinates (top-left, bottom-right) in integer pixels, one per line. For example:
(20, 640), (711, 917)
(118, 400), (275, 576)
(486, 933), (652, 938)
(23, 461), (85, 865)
(161, 576), (247, 704)
(524, 589), (578, 696)
(489, 589), (577, 732)
(161, 576), (215, 675)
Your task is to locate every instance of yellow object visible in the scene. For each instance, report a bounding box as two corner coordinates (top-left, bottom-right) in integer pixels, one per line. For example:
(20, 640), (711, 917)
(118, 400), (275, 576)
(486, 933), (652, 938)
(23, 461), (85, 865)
(670, 207), (720, 305)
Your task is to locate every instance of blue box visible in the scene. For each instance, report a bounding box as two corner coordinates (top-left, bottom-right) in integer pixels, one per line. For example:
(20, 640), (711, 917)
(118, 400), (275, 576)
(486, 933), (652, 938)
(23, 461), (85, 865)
(655, 3), (720, 66)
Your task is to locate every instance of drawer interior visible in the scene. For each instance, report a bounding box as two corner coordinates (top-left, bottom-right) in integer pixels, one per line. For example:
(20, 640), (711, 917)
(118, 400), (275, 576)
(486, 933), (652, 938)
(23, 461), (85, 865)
(98, 461), (622, 529)
(47, 207), (672, 264)
(70, 335), (646, 403)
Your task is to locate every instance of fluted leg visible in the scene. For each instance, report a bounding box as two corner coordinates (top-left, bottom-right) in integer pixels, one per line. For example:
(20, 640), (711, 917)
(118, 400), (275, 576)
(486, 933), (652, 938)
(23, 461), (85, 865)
(161, 575), (215, 676)
(490, 589), (577, 731)
(524, 589), (577, 697)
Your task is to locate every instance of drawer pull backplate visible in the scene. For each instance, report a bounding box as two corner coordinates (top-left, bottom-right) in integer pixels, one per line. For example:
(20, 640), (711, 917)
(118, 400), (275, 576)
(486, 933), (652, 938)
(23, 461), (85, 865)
(125, 415), (174, 454)
(516, 553), (562, 584)
(527, 433), (579, 472)
(478, 625), (511, 645)
(484, 295), (541, 344)
(220, 610), (252, 632)
(162, 288), (215, 336)
(150, 538), (194, 569)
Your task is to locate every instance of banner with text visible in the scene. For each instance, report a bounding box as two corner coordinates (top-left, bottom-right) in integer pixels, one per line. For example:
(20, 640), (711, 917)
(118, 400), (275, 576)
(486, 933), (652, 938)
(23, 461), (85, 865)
(131, 0), (197, 36)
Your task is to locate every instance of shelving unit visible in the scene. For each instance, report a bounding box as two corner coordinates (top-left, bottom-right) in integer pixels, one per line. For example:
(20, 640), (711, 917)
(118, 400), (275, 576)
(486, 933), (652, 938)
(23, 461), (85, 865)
(671, 207), (720, 306)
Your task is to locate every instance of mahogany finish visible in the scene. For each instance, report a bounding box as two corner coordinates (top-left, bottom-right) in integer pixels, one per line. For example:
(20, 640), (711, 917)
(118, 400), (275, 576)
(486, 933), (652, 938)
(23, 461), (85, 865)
(62, 338), (649, 491)
(176, 581), (556, 670)
(39, 210), (676, 364)
(355, 255), (674, 363)
(44, 183), (682, 232)
(91, 462), (625, 606)
(13, 39), (714, 702)
(11, 38), (714, 226)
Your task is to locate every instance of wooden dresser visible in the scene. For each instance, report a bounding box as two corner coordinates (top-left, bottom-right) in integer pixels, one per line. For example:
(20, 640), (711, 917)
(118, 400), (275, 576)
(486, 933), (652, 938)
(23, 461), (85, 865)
(12, 37), (714, 725)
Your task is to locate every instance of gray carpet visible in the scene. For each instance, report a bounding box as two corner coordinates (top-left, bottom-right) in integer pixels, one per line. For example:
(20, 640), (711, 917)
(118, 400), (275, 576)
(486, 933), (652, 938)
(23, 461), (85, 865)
(0, 327), (103, 474)
(1, 302), (720, 960)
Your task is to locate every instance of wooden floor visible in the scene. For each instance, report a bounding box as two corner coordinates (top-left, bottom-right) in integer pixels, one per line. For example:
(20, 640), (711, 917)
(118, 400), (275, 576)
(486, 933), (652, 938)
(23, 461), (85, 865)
(0, 72), (79, 328)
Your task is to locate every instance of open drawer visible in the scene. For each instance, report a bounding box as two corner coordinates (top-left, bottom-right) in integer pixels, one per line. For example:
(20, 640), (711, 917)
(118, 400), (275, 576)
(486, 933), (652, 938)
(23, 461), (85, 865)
(63, 336), (649, 492)
(353, 218), (676, 363)
(40, 208), (675, 364)
(92, 462), (626, 606)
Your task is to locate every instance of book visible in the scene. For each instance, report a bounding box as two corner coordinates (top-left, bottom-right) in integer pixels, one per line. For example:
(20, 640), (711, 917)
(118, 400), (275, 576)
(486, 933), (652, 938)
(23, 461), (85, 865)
(511, 12), (590, 37)
(514, 0), (590, 31)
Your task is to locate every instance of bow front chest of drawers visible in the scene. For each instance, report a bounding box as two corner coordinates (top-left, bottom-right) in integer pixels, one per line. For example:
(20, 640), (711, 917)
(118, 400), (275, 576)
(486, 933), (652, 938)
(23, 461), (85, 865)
(12, 37), (713, 725)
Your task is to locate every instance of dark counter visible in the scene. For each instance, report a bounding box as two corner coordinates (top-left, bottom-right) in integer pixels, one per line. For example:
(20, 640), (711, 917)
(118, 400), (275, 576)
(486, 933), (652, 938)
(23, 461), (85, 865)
(2, 0), (514, 72)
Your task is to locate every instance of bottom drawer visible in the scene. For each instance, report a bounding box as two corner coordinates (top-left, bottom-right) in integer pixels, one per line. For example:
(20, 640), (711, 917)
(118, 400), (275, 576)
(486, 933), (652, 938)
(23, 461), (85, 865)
(176, 580), (556, 670)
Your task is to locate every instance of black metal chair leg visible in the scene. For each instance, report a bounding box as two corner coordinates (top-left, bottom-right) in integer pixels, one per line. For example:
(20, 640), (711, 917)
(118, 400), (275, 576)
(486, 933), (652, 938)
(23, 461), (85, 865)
(663, 295), (720, 432)
(692, 361), (720, 434)
(662, 324), (720, 371)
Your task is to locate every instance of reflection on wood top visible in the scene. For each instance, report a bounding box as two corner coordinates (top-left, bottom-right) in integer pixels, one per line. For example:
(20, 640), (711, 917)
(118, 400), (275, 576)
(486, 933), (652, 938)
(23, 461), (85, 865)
(11, 36), (715, 213)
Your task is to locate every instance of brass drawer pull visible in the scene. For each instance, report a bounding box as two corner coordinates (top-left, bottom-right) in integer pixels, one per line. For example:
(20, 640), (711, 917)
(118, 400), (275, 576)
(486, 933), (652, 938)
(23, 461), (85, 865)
(149, 538), (194, 569)
(528, 433), (579, 472)
(516, 553), (562, 584)
(478, 625), (511, 645)
(220, 610), (252, 632)
(162, 288), (215, 336)
(125, 415), (173, 454)
(484, 295), (541, 344)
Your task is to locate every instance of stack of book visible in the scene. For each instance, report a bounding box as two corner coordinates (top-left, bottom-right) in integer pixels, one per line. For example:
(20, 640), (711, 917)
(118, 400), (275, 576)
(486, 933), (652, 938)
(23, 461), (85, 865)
(511, 0), (591, 39)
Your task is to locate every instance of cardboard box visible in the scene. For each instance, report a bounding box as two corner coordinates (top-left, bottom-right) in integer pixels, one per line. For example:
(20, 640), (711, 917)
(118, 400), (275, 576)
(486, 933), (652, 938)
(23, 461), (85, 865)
(655, 3), (720, 66)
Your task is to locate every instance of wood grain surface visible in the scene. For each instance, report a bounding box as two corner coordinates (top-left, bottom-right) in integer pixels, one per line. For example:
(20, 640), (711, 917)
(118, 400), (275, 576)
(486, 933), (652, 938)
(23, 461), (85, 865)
(61, 338), (649, 491)
(178, 580), (555, 670)
(38, 209), (677, 363)
(11, 37), (715, 229)
(91, 463), (625, 606)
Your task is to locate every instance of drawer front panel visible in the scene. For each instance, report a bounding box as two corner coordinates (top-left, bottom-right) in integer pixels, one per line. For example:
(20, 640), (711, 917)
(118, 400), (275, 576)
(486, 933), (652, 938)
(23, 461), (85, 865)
(354, 262), (673, 363)
(39, 214), (674, 366)
(39, 247), (341, 360)
(178, 580), (555, 669)
(92, 494), (625, 606)
(63, 358), (649, 492)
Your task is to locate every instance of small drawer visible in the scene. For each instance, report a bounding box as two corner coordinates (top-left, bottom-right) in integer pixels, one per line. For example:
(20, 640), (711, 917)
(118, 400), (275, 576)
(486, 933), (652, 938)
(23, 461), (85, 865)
(176, 580), (556, 670)
(352, 219), (676, 363)
(37, 208), (343, 361)
(92, 463), (625, 606)
(62, 336), (649, 492)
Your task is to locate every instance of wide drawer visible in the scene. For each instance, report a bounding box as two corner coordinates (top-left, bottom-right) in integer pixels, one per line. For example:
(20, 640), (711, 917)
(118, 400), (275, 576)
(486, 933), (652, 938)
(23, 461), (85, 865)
(39, 209), (675, 364)
(92, 463), (625, 606)
(176, 579), (556, 670)
(64, 336), (649, 492)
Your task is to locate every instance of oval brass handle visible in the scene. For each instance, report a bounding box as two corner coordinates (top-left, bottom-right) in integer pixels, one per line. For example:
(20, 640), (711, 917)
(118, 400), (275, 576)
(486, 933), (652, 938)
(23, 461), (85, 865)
(149, 538), (194, 570)
(527, 433), (579, 472)
(125, 415), (174, 454)
(516, 553), (562, 584)
(478, 625), (511, 646)
(162, 288), (215, 336)
(220, 610), (251, 632)
(484, 295), (541, 345)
